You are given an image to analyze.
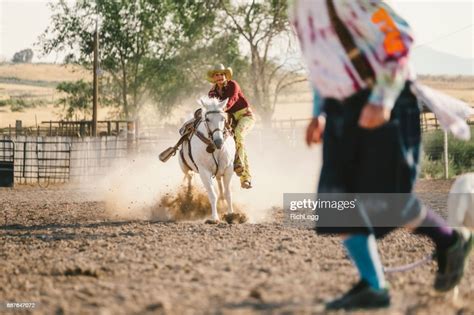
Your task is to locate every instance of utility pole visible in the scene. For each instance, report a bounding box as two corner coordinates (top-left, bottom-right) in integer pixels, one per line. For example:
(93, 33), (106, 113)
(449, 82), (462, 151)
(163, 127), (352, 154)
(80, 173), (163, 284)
(92, 16), (99, 137)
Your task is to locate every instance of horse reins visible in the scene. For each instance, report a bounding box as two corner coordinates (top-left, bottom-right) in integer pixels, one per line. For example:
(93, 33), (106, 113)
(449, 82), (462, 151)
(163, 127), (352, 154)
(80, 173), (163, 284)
(204, 110), (229, 140)
(183, 109), (230, 177)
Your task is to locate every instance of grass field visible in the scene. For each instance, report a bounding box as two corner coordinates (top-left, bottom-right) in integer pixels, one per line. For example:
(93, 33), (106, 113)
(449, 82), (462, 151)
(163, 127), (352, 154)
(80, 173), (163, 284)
(0, 63), (473, 127)
(0, 63), (89, 83)
(0, 64), (107, 126)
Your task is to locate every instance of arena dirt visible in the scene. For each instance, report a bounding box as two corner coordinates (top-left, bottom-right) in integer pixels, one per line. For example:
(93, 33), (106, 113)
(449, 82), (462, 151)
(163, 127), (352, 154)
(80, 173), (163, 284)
(1, 179), (473, 314)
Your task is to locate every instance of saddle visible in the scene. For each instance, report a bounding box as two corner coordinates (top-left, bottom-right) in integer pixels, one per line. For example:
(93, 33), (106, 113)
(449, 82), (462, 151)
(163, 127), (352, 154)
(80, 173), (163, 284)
(158, 109), (234, 163)
(179, 109), (203, 136)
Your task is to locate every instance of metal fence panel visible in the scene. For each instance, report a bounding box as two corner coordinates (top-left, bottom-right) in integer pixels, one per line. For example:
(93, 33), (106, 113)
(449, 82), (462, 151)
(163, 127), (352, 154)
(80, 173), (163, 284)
(1, 114), (472, 185)
(0, 139), (15, 187)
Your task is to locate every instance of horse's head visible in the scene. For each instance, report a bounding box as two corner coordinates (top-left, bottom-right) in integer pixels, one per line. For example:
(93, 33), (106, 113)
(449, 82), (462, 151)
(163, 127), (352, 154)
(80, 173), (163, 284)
(198, 96), (228, 150)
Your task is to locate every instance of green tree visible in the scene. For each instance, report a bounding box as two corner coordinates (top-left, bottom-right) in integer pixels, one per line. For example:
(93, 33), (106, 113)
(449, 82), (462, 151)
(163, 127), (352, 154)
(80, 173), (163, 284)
(12, 49), (34, 63)
(40, 0), (219, 119)
(220, 0), (305, 124)
(144, 33), (249, 115)
(55, 80), (93, 119)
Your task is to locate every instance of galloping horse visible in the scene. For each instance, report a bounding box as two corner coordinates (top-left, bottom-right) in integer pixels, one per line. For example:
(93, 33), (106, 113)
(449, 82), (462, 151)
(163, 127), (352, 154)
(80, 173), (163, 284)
(179, 96), (236, 223)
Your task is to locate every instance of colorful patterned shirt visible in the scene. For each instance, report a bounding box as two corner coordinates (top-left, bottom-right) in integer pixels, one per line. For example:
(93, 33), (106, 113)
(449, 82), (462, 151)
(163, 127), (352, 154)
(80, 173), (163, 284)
(290, 0), (416, 116)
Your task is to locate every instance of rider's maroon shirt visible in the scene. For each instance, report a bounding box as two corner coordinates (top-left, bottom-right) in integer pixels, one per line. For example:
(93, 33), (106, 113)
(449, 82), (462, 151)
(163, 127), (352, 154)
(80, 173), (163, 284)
(208, 80), (250, 114)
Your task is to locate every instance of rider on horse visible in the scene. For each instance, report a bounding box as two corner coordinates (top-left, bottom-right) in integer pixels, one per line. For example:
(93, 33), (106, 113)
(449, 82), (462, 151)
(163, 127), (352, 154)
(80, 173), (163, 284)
(159, 64), (255, 189)
(206, 64), (255, 189)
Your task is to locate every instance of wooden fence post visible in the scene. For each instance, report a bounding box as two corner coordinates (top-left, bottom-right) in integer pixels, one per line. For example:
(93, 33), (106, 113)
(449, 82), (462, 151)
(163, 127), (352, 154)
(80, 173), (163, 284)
(127, 121), (135, 155)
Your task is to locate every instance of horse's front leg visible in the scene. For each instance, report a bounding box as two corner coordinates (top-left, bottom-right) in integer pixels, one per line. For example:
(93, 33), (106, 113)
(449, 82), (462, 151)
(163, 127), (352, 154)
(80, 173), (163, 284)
(199, 170), (219, 222)
(217, 176), (225, 203)
(216, 176), (226, 212)
(186, 173), (193, 193)
(223, 167), (234, 214)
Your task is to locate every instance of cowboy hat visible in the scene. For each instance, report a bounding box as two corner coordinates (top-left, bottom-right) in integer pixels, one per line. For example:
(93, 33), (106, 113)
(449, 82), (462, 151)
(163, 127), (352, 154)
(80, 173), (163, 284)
(206, 64), (233, 82)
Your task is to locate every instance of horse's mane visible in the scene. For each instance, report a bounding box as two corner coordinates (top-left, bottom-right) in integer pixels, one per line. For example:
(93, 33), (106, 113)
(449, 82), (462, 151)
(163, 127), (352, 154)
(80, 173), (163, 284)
(199, 96), (222, 112)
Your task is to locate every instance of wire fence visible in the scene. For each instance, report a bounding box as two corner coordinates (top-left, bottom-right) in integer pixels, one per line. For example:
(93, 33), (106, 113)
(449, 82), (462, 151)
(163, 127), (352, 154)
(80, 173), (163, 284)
(0, 120), (135, 138)
(0, 135), (134, 185)
(0, 113), (472, 186)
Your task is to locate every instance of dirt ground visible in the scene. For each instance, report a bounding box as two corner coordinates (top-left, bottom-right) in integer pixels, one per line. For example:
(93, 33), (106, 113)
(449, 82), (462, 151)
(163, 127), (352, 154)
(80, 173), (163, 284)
(1, 179), (473, 315)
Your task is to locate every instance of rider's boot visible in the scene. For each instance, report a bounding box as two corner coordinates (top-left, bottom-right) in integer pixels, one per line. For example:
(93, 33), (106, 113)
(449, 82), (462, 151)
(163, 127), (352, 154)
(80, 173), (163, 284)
(241, 180), (252, 189)
(240, 168), (252, 189)
(240, 177), (252, 189)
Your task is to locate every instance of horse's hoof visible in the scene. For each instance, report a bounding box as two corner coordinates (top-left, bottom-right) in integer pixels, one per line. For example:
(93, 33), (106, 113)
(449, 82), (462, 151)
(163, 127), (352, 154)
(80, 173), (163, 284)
(205, 219), (219, 225)
(223, 213), (248, 224)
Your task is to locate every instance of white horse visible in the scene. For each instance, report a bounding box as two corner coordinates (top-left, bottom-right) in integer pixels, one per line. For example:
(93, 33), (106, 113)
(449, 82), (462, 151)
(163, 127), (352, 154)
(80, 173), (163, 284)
(179, 96), (236, 222)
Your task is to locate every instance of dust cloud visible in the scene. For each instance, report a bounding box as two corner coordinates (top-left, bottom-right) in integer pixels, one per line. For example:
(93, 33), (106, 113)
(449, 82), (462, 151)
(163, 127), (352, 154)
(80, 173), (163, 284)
(80, 126), (322, 223)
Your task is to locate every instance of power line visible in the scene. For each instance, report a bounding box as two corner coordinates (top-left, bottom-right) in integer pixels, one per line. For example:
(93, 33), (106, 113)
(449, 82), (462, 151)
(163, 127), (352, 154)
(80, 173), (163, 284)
(414, 24), (473, 49)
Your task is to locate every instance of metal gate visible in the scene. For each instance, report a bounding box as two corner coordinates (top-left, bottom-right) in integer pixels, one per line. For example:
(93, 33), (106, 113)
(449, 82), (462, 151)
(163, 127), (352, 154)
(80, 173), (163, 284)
(1, 135), (140, 185)
(36, 140), (71, 186)
(9, 138), (72, 185)
(0, 139), (15, 187)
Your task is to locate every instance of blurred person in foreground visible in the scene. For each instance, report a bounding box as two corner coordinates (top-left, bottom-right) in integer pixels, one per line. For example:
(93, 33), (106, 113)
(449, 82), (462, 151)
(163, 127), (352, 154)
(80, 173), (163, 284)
(290, 0), (474, 310)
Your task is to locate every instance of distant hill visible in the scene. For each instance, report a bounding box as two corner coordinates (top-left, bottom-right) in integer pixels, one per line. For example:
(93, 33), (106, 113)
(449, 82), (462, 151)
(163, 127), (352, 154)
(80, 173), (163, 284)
(411, 47), (474, 76)
(0, 63), (89, 82)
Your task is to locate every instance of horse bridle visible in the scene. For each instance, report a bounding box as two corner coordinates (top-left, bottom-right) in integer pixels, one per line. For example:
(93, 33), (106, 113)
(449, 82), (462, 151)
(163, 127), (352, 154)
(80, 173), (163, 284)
(183, 109), (230, 177)
(202, 110), (228, 153)
(205, 110), (226, 136)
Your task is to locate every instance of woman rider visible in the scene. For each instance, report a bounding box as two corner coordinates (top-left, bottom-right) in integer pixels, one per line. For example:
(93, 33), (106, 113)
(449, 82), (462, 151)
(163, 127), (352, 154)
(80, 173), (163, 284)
(207, 64), (255, 189)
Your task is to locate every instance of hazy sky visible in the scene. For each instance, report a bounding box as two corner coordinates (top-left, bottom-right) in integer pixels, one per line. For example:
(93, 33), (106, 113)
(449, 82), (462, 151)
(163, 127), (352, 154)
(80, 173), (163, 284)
(0, 0), (473, 63)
